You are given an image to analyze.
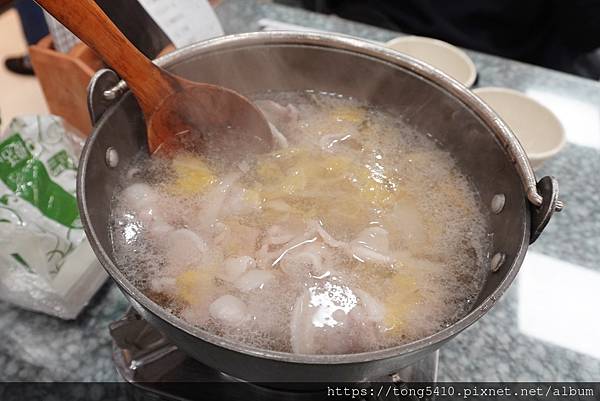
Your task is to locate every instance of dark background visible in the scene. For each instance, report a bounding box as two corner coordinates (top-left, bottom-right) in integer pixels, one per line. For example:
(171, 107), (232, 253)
(277, 0), (600, 80)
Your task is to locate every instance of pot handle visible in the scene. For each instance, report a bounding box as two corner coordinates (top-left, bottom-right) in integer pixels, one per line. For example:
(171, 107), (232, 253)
(87, 68), (124, 125)
(528, 176), (561, 244)
(508, 130), (562, 243)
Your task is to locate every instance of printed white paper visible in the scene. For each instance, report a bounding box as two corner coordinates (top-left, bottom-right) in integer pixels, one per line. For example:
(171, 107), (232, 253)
(138, 0), (224, 48)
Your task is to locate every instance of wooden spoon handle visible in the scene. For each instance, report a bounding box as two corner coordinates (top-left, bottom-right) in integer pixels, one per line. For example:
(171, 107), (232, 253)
(36, 0), (180, 114)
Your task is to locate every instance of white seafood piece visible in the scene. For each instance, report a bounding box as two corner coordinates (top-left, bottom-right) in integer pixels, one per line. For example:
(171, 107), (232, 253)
(255, 100), (299, 125)
(234, 269), (275, 292)
(198, 172), (240, 228)
(121, 183), (157, 209)
(280, 249), (323, 279)
(355, 289), (385, 322)
(181, 306), (210, 326)
(279, 242), (334, 280)
(209, 295), (248, 326)
(270, 123), (289, 149)
(269, 222), (342, 277)
(258, 229), (317, 268)
(256, 100), (299, 148)
(164, 228), (208, 267)
(121, 183), (164, 226)
(349, 227), (394, 264)
(310, 220), (346, 248)
(290, 291), (315, 354)
(218, 256), (256, 282)
(351, 246), (393, 264)
(290, 281), (383, 354)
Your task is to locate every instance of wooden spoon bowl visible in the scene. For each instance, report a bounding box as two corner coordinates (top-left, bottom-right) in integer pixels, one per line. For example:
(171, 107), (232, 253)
(148, 83), (273, 158)
(37, 0), (272, 159)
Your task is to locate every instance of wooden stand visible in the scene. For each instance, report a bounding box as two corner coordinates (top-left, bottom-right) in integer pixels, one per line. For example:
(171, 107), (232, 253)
(28, 36), (176, 137)
(29, 35), (104, 137)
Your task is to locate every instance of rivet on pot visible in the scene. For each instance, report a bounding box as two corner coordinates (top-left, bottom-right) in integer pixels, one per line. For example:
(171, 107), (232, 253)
(105, 147), (119, 168)
(491, 252), (506, 272)
(491, 194), (505, 214)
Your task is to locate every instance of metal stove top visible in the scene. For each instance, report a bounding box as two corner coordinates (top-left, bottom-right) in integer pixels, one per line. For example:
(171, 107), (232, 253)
(110, 309), (438, 400)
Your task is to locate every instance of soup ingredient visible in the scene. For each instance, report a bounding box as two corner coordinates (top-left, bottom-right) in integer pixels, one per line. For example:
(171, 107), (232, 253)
(165, 229), (208, 267)
(209, 295), (248, 326)
(168, 154), (216, 196)
(175, 269), (216, 305)
(219, 256), (255, 282)
(234, 269), (275, 292)
(349, 227), (393, 265)
(290, 280), (384, 354)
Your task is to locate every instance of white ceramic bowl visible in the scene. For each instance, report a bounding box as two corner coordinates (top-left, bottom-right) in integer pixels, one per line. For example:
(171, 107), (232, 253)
(473, 87), (566, 168)
(386, 35), (477, 87)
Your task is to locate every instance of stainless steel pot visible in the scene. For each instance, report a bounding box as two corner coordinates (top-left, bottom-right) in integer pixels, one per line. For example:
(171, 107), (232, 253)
(78, 32), (561, 382)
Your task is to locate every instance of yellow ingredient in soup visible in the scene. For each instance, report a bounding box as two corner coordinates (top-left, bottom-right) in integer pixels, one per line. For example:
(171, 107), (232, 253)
(168, 154), (216, 196)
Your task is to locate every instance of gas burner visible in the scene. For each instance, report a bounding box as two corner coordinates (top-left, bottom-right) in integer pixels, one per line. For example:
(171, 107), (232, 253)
(110, 309), (438, 400)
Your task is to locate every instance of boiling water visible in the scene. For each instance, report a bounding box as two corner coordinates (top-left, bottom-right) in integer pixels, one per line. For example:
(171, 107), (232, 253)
(110, 91), (490, 355)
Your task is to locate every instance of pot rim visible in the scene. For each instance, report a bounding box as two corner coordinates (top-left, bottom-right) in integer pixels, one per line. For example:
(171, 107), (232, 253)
(78, 31), (531, 365)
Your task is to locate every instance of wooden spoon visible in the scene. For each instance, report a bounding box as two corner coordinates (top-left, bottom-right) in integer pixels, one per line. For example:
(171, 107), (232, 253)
(37, 0), (272, 158)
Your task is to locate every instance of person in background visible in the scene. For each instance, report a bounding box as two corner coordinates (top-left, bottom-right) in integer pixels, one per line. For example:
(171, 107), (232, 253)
(4, 0), (49, 75)
(302, 0), (600, 79)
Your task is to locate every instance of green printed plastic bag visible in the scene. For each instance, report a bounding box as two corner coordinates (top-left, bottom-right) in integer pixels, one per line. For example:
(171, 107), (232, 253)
(0, 133), (79, 228)
(0, 116), (106, 319)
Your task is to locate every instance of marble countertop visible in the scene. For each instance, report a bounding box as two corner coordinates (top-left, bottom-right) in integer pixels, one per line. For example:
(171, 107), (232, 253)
(2, 0), (599, 383)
